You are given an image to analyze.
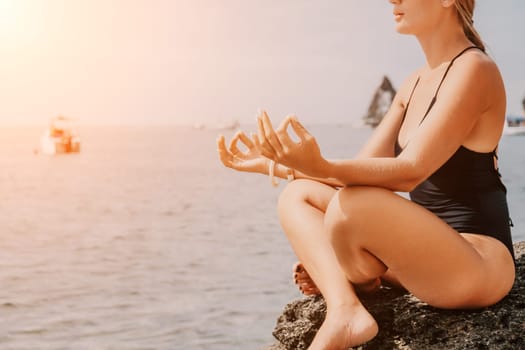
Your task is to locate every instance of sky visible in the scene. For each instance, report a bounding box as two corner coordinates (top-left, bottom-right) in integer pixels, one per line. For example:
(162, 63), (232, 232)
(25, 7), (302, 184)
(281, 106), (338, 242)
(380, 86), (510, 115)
(0, 0), (524, 126)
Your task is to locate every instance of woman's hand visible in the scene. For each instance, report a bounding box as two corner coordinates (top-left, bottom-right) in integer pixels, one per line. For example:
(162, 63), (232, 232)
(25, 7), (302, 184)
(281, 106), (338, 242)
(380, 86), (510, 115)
(217, 130), (269, 174)
(256, 110), (330, 178)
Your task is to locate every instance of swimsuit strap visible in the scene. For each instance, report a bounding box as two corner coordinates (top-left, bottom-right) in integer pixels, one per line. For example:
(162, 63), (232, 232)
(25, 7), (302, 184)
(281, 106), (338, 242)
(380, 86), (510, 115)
(400, 76), (421, 125)
(407, 77), (421, 106)
(397, 46), (482, 149)
(420, 46), (482, 123)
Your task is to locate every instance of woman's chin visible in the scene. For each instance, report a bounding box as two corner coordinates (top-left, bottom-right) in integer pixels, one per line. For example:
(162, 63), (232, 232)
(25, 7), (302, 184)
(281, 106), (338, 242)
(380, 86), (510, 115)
(394, 24), (412, 35)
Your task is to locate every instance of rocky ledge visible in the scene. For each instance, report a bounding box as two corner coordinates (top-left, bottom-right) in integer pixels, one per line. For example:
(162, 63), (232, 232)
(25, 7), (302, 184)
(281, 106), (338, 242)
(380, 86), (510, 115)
(264, 241), (525, 350)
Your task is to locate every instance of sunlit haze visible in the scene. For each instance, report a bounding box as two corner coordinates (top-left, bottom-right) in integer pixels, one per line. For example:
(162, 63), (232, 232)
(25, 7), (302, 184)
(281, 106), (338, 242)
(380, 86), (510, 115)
(1, 0), (524, 126)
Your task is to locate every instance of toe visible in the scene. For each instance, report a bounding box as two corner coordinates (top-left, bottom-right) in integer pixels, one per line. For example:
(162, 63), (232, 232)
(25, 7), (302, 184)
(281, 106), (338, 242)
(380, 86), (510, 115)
(302, 286), (321, 296)
(293, 262), (304, 273)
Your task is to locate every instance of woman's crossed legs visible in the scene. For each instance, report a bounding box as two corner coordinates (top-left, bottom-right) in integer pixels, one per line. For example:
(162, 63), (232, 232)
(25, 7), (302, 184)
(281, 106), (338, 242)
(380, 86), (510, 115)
(278, 179), (515, 350)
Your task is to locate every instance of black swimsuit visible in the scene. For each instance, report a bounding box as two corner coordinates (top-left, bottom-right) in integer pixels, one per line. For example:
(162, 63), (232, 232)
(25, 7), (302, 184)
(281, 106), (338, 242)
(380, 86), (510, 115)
(395, 46), (515, 259)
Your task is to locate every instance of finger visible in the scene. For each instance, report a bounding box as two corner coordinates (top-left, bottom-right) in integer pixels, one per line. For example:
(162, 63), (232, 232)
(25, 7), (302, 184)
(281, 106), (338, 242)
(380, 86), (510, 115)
(228, 132), (242, 155)
(260, 147), (277, 161)
(257, 114), (277, 158)
(251, 132), (266, 156)
(237, 131), (255, 150)
(216, 134), (224, 148)
(276, 116), (295, 148)
(289, 116), (312, 142)
(217, 135), (228, 154)
(218, 136), (232, 159)
(229, 130), (253, 157)
(216, 135), (234, 167)
(261, 111), (284, 154)
(251, 132), (262, 149)
(256, 114), (267, 146)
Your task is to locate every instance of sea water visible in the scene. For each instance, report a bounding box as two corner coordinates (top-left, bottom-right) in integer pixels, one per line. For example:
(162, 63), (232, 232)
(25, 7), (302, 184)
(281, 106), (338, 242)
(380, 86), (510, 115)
(0, 125), (523, 350)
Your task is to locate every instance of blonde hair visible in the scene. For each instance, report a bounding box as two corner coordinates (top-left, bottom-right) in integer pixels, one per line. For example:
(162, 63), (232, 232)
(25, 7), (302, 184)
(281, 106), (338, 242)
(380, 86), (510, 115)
(455, 0), (485, 52)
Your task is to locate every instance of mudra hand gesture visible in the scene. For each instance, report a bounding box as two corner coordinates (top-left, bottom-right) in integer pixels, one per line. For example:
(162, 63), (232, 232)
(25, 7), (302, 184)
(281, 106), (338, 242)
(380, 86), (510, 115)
(256, 110), (329, 178)
(216, 129), (269, 174)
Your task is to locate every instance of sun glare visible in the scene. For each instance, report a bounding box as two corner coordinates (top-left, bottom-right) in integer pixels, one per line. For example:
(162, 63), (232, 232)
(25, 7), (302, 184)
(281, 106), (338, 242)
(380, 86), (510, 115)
(0, 0), (20, 34)
(0, 0), (38, 48)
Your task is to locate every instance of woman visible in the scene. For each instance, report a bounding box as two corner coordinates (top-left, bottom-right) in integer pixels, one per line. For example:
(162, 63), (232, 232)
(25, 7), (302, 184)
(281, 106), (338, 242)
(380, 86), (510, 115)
(217, 1), (516, 349)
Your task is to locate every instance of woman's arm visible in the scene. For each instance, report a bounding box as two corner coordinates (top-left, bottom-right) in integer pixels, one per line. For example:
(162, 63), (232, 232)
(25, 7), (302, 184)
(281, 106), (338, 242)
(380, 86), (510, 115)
(272, 163), (344, 188)
(267, 72), (421, 188)
(325, 53), (502, 191)
(260, 53), (501, 192)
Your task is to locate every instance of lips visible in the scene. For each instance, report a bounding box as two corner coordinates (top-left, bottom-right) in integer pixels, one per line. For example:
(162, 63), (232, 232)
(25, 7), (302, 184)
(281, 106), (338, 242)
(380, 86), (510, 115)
(393, 10), (404, 21)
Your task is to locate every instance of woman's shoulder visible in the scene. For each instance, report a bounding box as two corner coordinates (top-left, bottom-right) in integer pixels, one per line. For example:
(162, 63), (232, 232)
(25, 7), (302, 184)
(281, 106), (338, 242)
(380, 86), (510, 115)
(446, 49), (505, 108)
(452, 49), (502, 81)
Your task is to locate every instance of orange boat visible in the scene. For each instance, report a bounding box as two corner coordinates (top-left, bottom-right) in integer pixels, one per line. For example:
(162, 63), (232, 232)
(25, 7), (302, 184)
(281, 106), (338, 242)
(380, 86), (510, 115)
(39, 116), (81, 154)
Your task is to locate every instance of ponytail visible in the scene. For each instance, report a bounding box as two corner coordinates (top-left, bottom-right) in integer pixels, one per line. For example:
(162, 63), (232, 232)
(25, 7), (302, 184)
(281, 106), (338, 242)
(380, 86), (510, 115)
(455, 0), (485, 52)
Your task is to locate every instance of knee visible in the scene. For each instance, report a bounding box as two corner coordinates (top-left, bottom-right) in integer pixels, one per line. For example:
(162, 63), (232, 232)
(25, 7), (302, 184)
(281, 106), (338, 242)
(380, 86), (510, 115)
(277, 179), (315, 217)
(325, 186), (387, 244)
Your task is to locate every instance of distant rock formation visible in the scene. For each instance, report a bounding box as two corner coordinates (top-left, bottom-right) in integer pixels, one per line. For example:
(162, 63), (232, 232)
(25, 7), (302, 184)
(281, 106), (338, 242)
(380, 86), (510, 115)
(263, 241), (525, 350)
(363, 76), (396, 128)
(522, 95), (525, 113)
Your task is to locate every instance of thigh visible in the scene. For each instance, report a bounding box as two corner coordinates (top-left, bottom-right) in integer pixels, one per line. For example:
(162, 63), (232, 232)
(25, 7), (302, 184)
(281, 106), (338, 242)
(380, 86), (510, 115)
(328, 186), (515, 309)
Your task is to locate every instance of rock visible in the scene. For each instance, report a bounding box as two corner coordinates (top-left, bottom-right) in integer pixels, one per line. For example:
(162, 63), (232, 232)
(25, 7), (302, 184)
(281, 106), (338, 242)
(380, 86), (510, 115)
(363, 76), (396, 128)
(264, 241), (525, 350)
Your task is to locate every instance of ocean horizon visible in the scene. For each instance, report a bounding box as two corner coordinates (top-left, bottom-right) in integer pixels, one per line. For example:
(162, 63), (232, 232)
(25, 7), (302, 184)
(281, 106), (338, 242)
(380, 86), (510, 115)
(1, 125), (524, 349)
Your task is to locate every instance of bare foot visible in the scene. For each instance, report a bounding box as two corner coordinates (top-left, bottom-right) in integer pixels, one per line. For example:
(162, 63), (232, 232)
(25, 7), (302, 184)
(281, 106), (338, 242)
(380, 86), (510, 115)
(293, 262), (321, 296)
(308, 304), (378, 350)
(293, 262), (381, 296)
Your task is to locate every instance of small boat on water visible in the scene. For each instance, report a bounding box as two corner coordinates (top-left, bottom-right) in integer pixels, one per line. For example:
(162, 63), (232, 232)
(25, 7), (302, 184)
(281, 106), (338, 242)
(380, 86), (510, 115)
(39, 116), (81, 155)
(504, 125), (525, 136)
(192, 119), (240, 131)
(503, 115), (525, 136)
